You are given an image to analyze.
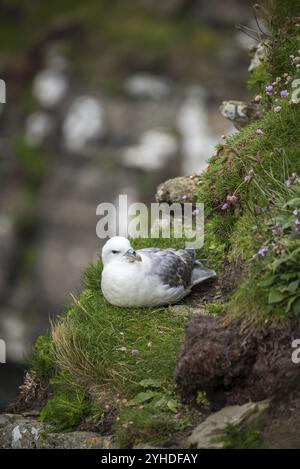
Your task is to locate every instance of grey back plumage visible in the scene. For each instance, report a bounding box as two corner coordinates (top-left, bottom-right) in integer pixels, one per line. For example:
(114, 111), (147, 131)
(138, 247), (215, 289)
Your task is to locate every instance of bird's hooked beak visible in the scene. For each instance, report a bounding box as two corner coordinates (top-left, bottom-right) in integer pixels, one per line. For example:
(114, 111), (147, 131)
(125, 248), (142, 262)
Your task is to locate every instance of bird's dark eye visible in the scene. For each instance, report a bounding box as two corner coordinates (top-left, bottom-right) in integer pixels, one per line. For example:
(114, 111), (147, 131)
(112, 250), (119, 254)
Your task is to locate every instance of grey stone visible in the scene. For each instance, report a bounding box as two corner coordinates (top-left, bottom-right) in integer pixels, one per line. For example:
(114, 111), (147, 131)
(185, 400), (270, 449)
(36, 431), (113, 449)
(0, 414), (113, 449)
(220, 100), (265, 129)
(155, 176), (199, 206)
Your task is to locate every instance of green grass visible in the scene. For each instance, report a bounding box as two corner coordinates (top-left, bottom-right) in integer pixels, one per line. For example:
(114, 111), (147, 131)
(40, 372), (91, 431)
(51, 258), (190, 397)
(196, 1), (300, 322)
(39, 236), (194, 442)
(29, 335), (56, 380)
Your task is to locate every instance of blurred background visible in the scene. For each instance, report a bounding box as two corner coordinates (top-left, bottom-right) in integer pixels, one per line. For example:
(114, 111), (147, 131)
(0, 0), (256, 409)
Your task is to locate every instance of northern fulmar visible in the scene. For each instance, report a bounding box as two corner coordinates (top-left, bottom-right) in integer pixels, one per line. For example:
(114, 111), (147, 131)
(101, 236), (216, 307)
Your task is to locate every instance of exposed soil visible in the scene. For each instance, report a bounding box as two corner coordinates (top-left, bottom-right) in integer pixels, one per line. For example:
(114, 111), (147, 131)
(184, 277), (223, 307)
(176, 314), (300, 410)
(184, 253), (244, 308)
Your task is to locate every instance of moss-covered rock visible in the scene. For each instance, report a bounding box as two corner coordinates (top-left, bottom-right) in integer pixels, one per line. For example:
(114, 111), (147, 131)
(0, 413), (112, 449)
(155, 176), (199, 205)
(185, 400), (269, 449)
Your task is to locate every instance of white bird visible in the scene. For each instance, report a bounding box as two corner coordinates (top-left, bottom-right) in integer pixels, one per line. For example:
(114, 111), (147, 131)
(101, 236), (216, 308)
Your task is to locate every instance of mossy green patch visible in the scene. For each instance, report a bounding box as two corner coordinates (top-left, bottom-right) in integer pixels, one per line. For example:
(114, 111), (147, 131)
(29, 335), (56, 380)
(248, 63), (271, 94)
(40, 372), (93, 431)
(222, 423), (262, 449)
(115, 401), (189, 448)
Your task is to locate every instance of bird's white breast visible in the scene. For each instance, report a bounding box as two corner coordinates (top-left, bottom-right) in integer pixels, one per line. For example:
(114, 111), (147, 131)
(101, 255), (186, 307)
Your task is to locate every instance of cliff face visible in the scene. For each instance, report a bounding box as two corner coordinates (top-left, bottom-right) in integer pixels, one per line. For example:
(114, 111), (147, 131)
(2, 0), (300, 449)
(177, 0), (300, 405)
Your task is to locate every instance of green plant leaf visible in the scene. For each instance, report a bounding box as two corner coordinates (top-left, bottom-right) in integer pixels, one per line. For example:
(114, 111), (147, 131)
(268, 290), (285, 304)
(128, 391), (158, 406)
(280, 272), (299, 281)
(272, 247), (300, 272)
(292, 297), (300, 315)
(286, 295), (297, 313)
(283, 198), (300, 208)
(167, 399), (180, 413)
(287, 280), (300, 293)
(153, 396), (169, 409)
(139, 378), (163, 389)
(260, 275), (276, 288)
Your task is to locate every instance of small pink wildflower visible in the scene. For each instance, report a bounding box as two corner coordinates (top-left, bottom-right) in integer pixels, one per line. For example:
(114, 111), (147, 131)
(285, 173), (297, 187)
(221, 203), (229, 211)
(258, 246), (268, 257)
(280, 90), (289, 98)
(226, 194), (238, 205)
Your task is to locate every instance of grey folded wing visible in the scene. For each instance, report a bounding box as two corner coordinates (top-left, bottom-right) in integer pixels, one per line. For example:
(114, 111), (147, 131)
(138, 247), (214, 289)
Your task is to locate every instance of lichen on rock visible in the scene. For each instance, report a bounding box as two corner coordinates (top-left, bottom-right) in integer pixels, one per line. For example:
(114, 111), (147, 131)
(155, 176), (199, 205)
(185, 400), (269, 449)
(0, 413), (113, 449)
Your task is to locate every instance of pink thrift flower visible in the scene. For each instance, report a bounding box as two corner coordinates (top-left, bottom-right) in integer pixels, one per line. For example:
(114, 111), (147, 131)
(285, 173), (297, 187)
(274, 105), (282, 113)
(258, 246), (268, 257)
(226, 195), (237, 205)
(280, 90), (289, 98)
(221, 203), (229, 211)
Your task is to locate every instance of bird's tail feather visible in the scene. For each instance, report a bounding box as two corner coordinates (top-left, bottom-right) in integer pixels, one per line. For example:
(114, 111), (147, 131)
(191, 261), (216, 286)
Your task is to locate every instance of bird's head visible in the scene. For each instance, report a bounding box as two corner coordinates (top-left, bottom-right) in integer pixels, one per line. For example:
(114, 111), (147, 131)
(102, 236), (142, 266)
